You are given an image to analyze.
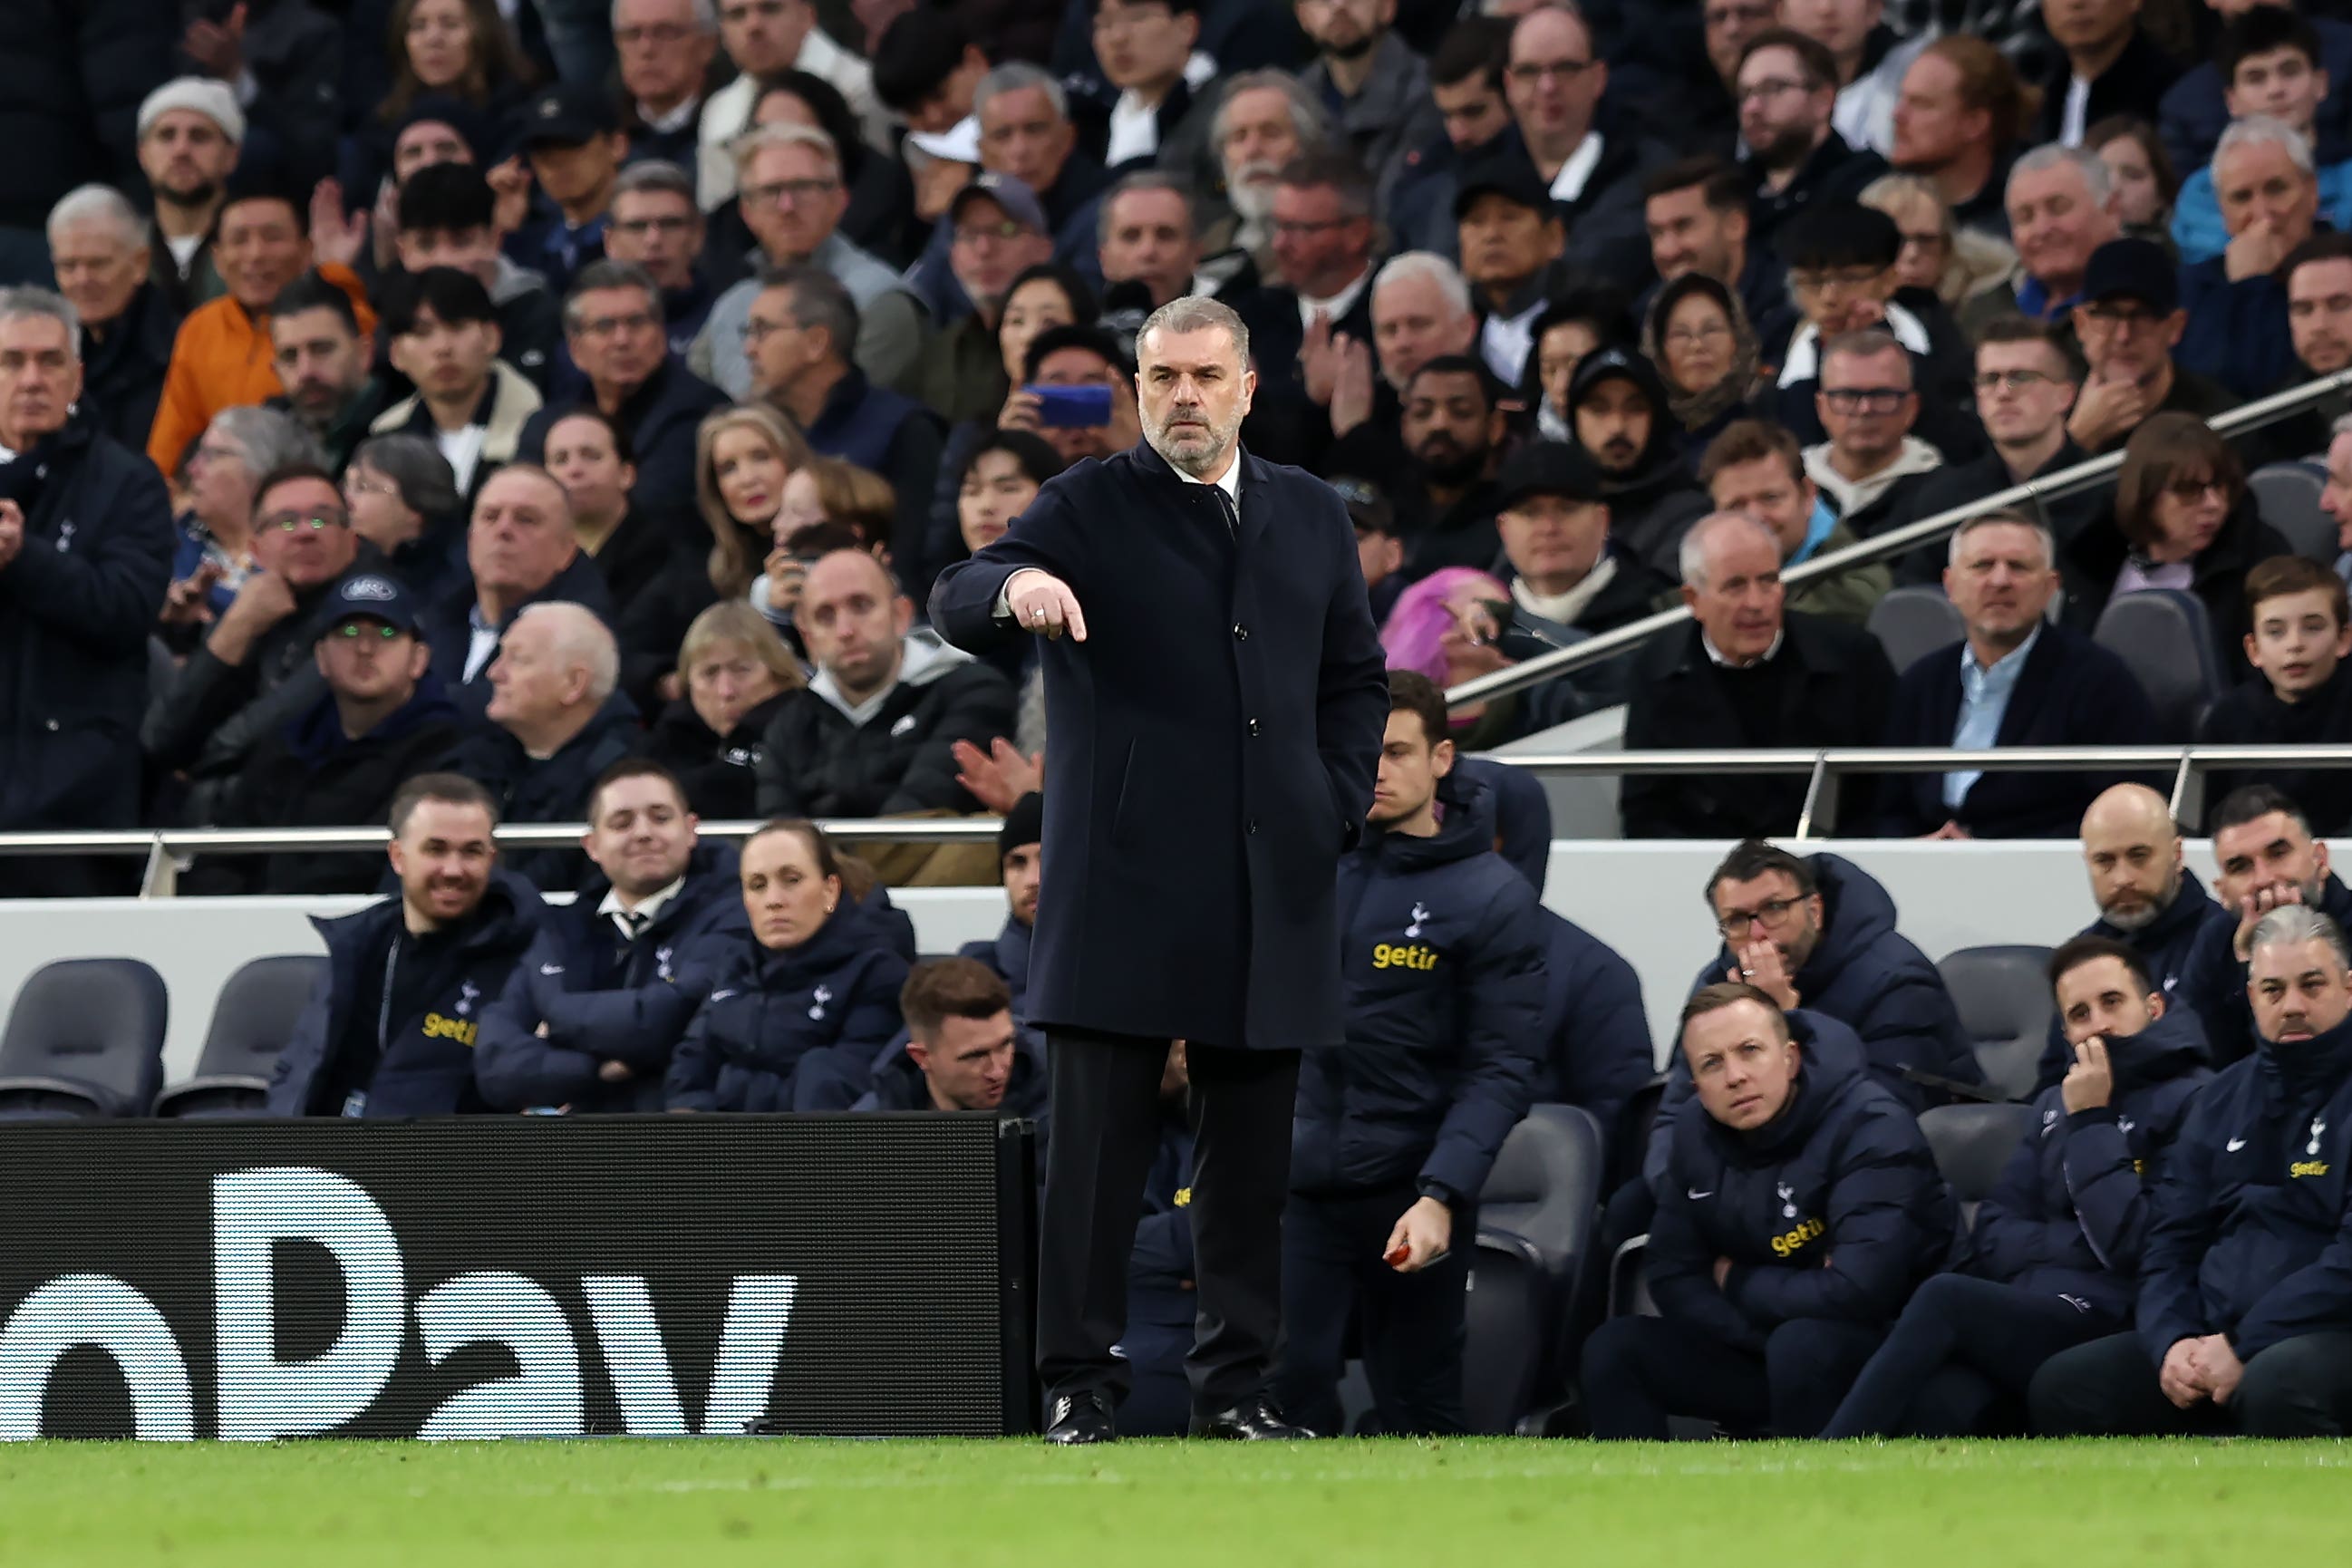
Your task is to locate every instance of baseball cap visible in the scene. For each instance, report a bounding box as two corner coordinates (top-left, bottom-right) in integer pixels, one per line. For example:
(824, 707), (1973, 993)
(1328, 474), (1397, 536)
(138, 77), (246, 145)
(2080, 237), (2181, 315)
(518, 83), (618, 150)
(1494, 442), (1609, 511)
(314, 573), (421, 639)
(1453, 160), (1553, 221)
(949, 171), (1049, 236)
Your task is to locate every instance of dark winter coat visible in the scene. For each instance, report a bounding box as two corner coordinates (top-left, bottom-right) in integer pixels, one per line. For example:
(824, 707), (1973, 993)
(2179, 873), (2352, 1070)
(1567, 348), (1712, 581)
(475, 845), (748, 1112)
(1650, 1010), (1956, 1350)
(850, 1027), (1049, 1118)
(960, 914), (1036, 1023)
(267, 868), (545, 1117)
(417, 549), (618, 721)
(81, 283), (181, 456)
(1292, 782), (1548, 1205)
(753, 634), (1015, 818)
(662, 907), (911, 1112)
(1884, 439), (2109, 586)
(0, 410), (175, 835)
(0, 0), (175, 233)
(2179, 254), (2300, 402)
(1745, 131), (1889, 255)
(444, 691), (642, 889)
(1874, 621), (2162, 838)
(1619, 612), (1898, 840)
(518, 356), (730, 539)
(638, 690), (791, 822)
(1537, 910), (1657, 1143)
(1970, 1006), (2212, 1322)
(931, 442), (1390, 1050)
(2197, 664), (2352, 837)
(2136, 1012), (2352, 1365)
(189, 675), (464, 895)
(2059, 499), (2290, 688)
(1647, 853), (1983, 1192)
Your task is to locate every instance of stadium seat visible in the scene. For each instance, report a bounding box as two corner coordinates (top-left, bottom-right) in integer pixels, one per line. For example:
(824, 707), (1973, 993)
(1937, 944), (2056, 1102)
(0, 958), (168, 1119)
(1919, 1102), (2036, 1229)
(1469, 1105), (1607, 1432)
(2092, 590), (2224, 740)
(2248, 461), (2337, 565)
(153, 954), (324, 1118)
(1864, 586), (1965, 678)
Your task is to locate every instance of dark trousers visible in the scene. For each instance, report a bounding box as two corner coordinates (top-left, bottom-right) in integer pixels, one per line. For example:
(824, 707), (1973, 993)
(1038, 1030), (1299, 1421)
(1582, 1313), (1885, 1438)
(1822, 1274), (2117, 1437)
(2030, 1330), (2352, 1437)
(1273, 1183), (1475, 1437)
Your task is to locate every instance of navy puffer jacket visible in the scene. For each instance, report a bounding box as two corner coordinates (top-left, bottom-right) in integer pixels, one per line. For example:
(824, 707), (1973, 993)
(1292, 779), (1546, 1205)
(663, 905), (910, 1112)
(1649, 1010), (1956, 1351)
(1970, 1006), (2212, 1321)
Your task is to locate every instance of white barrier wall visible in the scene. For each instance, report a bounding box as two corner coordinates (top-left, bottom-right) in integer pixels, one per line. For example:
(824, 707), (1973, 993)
(0, 838), (2247, 1085)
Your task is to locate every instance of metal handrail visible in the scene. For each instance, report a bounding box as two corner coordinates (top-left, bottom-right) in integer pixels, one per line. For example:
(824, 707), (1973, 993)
(0, 817), (1004, 858)
(1483, 742), (2352, 837)
(1445, 365), (2352, 711)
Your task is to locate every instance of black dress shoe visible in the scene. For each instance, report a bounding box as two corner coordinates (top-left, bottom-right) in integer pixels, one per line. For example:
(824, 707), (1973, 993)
(1044, 1391), (1118, 1445)
(1190, 1397), (1315, 1440)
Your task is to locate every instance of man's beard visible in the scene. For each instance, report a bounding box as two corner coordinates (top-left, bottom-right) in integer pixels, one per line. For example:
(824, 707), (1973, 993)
(1415, 436), (1488, 489)
(158, 178), (220, 212)
(1148, 401), (1246, 477)
(1227, 169), (1281, 222)
(2102, 872), (2180, 933)
(1321, 29), (1377, 62)
(1753, 126), (1815, 173)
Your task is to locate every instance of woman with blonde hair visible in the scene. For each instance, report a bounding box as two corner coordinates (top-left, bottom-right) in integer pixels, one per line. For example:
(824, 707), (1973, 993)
(636, 601), (808, 821)
(695, 404), (815, 600)
(1860, 173), (2015, 311)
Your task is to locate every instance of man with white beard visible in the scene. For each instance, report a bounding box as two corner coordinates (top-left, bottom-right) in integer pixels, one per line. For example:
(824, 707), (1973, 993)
(1209, 74), (1332, 275)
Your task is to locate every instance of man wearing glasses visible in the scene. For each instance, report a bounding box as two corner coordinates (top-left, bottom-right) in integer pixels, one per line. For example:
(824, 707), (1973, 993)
(692, 123), (929, 400)
(602, 161), (718, 358)
(2066, 237), (2236, 454)
(1802, 327), (1943, 540)
(146, 463), (379, 828)
(1499, 6), (1660, 280)
(189, 573), (462, 896)
(1737, 29), (1887, 252)
(615, 0), (721, 172)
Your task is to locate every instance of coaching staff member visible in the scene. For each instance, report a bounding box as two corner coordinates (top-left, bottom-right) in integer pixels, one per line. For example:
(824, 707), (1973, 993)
(933, 295), (1389, 1445)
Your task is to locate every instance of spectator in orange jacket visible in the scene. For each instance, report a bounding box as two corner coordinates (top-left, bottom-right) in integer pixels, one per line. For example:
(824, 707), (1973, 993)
(147, 177), (375, 476)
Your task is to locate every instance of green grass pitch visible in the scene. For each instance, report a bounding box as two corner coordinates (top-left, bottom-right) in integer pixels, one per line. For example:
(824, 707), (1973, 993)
(0, 1438), (2346, 1566)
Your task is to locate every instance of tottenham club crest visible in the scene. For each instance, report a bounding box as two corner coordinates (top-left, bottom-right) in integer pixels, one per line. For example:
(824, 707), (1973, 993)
(455, 981), (480, 1018)
(1777, 1181), (1798, 1220)
(655, 944), (675, 982)
(2312, 1115), (2329, 1157)
(808, 984), (833, 1021)
(1404, 902), (1430, 939)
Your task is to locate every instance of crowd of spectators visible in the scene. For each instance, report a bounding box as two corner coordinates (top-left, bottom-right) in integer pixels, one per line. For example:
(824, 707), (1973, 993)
(6, 0), (2352, 1444)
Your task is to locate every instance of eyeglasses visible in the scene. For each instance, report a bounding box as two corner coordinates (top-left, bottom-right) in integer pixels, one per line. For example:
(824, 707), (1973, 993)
(954, 219), (1031, 245)
(1715, 895), (1807, 938)
(1665, 323), (1732, 347)
(1790, 266), (1885, 295)
(2163, 476), (2230, 500)
(262, 509), (349, 533)
(741, 315), (797, 344)
(614, 22), (694, 45)
(1507, 58), (1595, 83)
(1973, 369), (2057, 392)
(344, 475), (400, 498)
(612, 214), (697, 238)
(741, 178), (838, 208)
(1820, 386), (1911, 413)
(1737, 77), (1810, 104)
(576, 311), (659, 340)
(330, 621), (405, 641)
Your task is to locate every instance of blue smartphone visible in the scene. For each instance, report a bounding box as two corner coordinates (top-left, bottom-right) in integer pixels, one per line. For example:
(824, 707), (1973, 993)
(1028, 383), (1111, 428)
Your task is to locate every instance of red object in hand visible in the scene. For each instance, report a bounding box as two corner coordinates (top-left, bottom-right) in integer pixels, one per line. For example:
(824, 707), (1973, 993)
(1384, 1243), (1410, 1268)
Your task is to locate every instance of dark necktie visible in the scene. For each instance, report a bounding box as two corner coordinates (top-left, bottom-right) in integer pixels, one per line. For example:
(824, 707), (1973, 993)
(1214, 485), (1238, 537)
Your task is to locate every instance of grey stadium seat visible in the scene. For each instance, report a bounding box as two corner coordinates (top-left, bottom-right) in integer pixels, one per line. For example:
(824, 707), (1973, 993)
(0, 958), (168, 1119)
(2092, 590), (2224, 740)
(2248, 461), (2337, 564)
(1938, 944), (2055, 1102)
(1864, 586), (1966, 678)
(1920, 1102), (2037, 1230)
(154, 954), (324, 1118)
(1466, 1104), (1607, 1434)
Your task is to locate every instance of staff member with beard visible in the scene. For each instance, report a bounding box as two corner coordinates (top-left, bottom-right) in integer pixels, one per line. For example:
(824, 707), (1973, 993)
(932, 295), (1389, 1445)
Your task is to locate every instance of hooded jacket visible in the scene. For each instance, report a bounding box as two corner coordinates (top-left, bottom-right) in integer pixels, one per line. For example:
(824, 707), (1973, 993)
(662, 905), (911, 1113)
(2136, 1011), (2352, 1365)
(1650, 1009), (1956, 1351)
(1970, 1005), (2213, 1321)
(2180, 873), (2352, 1070)
(475, 844), (750, 1113)
(192, 674), (464, 896)
(1647, 853), (1983, 1192)
(753, 629), (1017, 818)
(1567, 348), (1712, 581)
(2032, 869), (2229, 1095)
(1804, 436), (1944, 541)
(1291, 775), (1547, 1205)
(268, 868), (545, 1118)
(850, 1026), (1050, 1118)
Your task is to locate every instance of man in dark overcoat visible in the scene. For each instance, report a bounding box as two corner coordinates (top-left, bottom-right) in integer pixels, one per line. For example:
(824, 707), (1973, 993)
(932, 295), (1389, 1444)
